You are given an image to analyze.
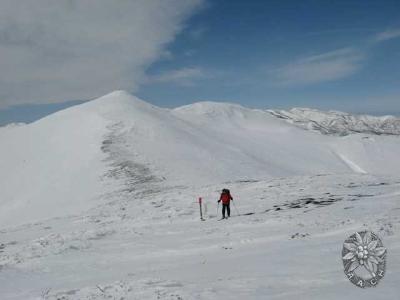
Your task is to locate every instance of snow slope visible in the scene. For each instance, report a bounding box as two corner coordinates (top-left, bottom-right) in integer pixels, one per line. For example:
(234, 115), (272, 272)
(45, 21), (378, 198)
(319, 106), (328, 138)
(0, 91), (399, 299)
(1, 174), (399, 300)
(1, 91), (400, 227)
(0, 103), (109, 228)
(268, 107), (400, 136)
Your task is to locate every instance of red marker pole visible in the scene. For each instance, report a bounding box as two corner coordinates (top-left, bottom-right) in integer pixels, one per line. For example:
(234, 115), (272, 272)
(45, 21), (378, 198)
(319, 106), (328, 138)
(199, 197), (204, 221)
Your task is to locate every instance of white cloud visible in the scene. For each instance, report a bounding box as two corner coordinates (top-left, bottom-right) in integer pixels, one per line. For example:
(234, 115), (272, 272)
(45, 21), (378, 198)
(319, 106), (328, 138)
(145, 67), (207, 86)
(374, 28), (400, 42)
(272, 48), (364, 86)
(0, 0), (203, 108)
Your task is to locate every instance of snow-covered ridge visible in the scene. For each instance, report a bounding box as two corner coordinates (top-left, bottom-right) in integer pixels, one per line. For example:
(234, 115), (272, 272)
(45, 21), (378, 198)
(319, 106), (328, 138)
(0, 122), (26, 129)
(267, 107), (400, 136)
(1, 91), (400, 228)
(1, 91), (400, 299)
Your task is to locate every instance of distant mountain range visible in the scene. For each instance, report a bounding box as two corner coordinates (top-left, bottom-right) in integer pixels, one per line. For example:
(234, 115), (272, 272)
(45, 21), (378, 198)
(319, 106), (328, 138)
(267, 108), (400, 136)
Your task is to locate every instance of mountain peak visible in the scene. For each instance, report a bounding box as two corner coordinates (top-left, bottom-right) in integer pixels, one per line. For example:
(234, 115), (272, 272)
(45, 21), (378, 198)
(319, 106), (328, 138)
(173, 101), (257, 120)
(71, 90), (161, 118)
(99, 90), (133, 99)
(89, 90), (151, 107)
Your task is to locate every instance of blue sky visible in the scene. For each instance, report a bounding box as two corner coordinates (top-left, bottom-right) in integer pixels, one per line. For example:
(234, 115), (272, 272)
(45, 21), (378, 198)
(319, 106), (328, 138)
(1, 0), (400, 125)
(139, 0), (400, 114)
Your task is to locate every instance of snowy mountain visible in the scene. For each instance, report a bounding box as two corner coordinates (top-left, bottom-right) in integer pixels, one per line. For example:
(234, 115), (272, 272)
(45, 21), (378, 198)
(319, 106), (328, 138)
(2, 91), (400, 227)
(1, 91), (399, 299)
(268, 107), (400, 136)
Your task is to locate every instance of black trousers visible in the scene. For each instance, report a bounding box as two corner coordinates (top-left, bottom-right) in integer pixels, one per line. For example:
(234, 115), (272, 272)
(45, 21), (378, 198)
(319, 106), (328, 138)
(222, 203), (230, 218)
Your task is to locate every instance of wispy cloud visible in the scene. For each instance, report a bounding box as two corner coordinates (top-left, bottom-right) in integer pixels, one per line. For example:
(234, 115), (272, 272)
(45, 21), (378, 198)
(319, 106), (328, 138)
(272, 48), (364, 86)
(145, 67), (208, 86)
(374, 28), (400, 42)
(0, 0), (203, 109)
(188, 26), (208, 40)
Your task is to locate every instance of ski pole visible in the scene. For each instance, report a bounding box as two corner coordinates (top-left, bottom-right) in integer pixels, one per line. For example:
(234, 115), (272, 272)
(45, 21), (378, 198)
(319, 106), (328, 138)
(232, 201), (240, 216)
(217, 201), (220, 217)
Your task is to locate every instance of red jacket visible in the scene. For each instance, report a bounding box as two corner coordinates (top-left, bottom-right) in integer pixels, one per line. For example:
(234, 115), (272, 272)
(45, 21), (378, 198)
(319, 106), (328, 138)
(220, 192), (233, 204)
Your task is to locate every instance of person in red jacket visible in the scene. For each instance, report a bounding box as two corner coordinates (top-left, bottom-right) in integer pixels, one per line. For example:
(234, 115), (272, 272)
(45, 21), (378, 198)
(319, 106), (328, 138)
(218, 188), (233, 219)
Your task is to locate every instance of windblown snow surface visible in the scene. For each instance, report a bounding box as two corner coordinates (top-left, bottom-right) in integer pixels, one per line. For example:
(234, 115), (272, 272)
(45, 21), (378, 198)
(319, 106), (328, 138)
(0, 91), (399, 299)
